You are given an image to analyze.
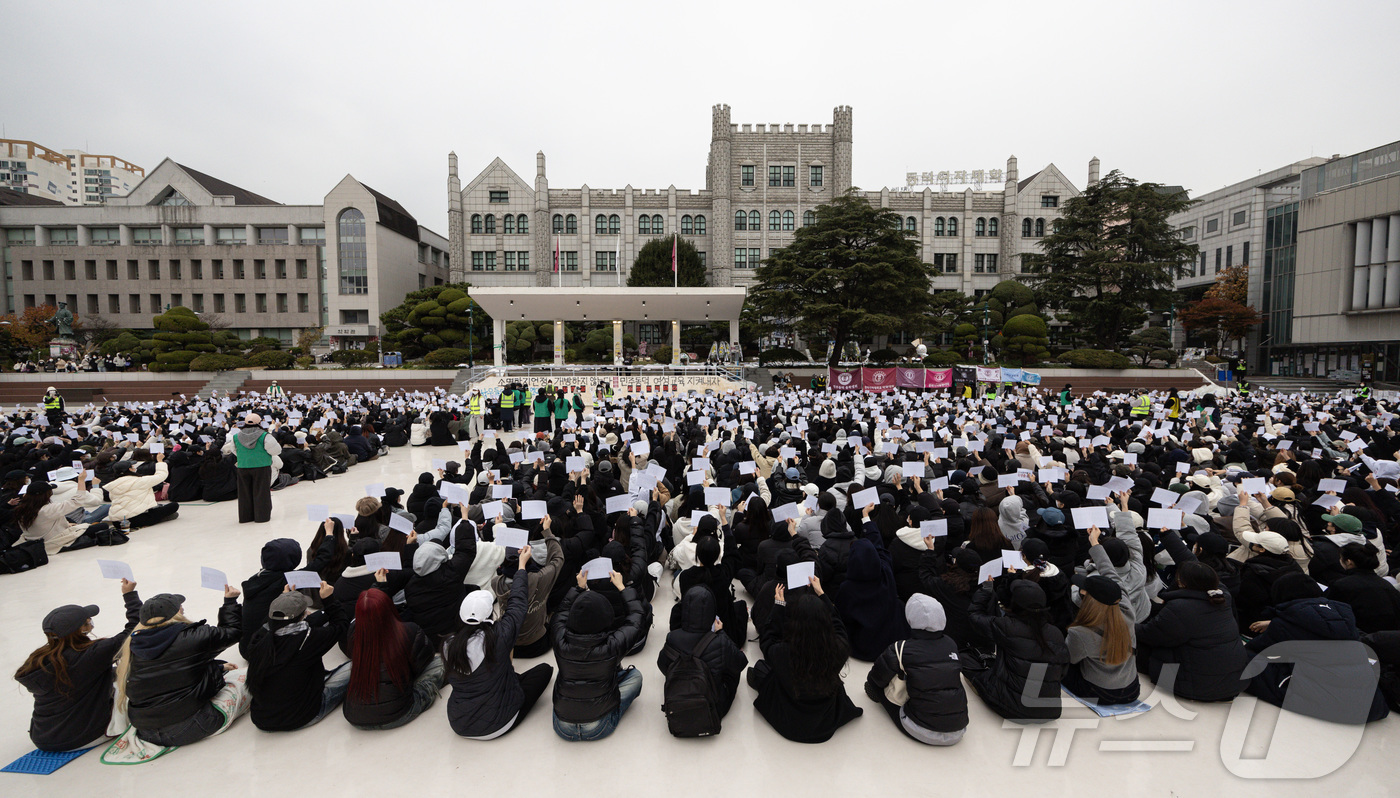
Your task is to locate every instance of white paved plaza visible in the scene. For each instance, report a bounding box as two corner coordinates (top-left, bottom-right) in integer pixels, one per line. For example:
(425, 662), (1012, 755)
(0, 443), (1394, 796)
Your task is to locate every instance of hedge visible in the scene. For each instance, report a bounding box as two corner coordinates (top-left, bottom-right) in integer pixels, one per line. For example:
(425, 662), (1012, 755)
(189, 353), (247, 371)
(247, 350), (295, 369)
(1058, 348), (1131, 369)
(869, 348), (898, 363)
(651, 345), (673, 364)
(423, 348), (474, 366)
(330, 349), (378, 367)
(922, 350), (963, 366)
(759, 347), (805, 365)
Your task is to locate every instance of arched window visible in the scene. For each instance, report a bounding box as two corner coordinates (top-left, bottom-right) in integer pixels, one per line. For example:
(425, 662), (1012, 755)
(802, 210), (816, 227)
(681, 215), (693, 235)
(735, 211), (747, 231)
(975, 217), (986, 237)
(934, 217), (944, 236)
(769, 210), (780, 231)
(905, 216), (917, 232)
(988, 217), (998, 236)
(1035, 218), (1045, 237)
(782, 210), (795, 231)
(608, 214), (620, 234)
(1022, 218), (1032, 237)
(596, 215), (607, 235)
(947, 217), (958, 236)
(517, 214), (528, 234)
(651, 214), (663, 234)
(484, 214), (496, 234)
(694, 215), (706, 234)
(565, 214), (577, 234)
(337, 208), (368, 295)
(748, 210), (760, 230)
(639, 215), (651, 235)
(470, 214), (482, 234)
(504, 214), (515, 234)
(552, 214), (564, 234)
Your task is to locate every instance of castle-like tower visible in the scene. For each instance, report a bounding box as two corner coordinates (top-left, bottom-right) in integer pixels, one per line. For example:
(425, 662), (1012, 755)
(447, 151), (463, 283)
(707, 104), (733, 287)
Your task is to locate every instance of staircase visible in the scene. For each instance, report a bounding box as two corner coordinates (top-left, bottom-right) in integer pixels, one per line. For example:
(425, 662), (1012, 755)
(197, 370), (250, 399)
(450, 366), (497, 396)
(748, 367), (773, 393)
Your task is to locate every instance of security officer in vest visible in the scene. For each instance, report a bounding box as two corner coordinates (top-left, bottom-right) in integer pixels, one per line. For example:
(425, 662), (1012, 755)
(1130, 392), (1152, 417)
(1357, 382), (1371, 401)
(467, 388), (484, 439)
(222, 412), (282, 524)
(42, 386), (65, 426)
(498, 385), (515, 432)
(515, 384), (530, 429)
(1237, 378), (1250, 396)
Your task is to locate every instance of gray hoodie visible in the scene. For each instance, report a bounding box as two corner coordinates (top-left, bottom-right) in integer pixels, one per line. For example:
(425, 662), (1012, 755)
(1086, 511), (1151, 623)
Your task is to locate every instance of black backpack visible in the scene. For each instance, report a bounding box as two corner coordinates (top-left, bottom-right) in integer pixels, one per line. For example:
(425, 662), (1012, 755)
(0, 538), (49, 574)
(660, 631), (721, 738)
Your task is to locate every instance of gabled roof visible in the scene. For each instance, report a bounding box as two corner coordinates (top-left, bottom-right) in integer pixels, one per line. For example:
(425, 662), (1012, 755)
(175, 163), (280, 205)
(0, 189), (64, 207)
(359, 182), (419, 242)
(1017, 169), (1043, 191)
(462, 157), (534, 197)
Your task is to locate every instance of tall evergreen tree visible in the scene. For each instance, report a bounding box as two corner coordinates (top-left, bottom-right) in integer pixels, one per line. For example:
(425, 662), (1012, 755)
(626, 235), (707, 287)
(749, 192), (934, 366)
(1022, 170), (1197, 351)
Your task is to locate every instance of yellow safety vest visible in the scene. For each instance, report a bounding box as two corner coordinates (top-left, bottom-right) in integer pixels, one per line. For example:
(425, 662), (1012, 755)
(1130, 395), (1151, 416)
(469, 395), (481, 415)
(500, 392), (515, 410)
(44, 395), (61, 410)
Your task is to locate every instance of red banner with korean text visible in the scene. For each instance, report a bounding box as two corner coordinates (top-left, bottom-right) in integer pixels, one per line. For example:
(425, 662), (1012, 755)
(861, 367), (896, 393)
(895, 367), (924, 389)
(828, 368), (860, 391)
(924, 368), (953, 389)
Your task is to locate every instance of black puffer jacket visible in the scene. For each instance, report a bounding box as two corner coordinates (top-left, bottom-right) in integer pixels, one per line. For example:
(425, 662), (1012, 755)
(240, 538), (304, 659)
(657, 587), (747, 707)
(865, 627), (968, 733)
(165, 450), (203, 502)
(1237, 552), (1302, 631)
(445, 570), (530, 737)
(1135, 588), (1246, 702)
(966, 584), (1070, 721)
(404, 541), (476, 639)
(817, 513), (857, 593)
(125, 598), (242, 731)
(550, 587), (646, 724)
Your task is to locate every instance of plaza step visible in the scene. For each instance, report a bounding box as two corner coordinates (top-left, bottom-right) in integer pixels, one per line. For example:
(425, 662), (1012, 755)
(197, 370), (249, 400)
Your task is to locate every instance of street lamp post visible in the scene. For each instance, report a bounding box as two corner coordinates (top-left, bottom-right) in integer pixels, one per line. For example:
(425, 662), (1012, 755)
(981, 302), (990, 365)
(468, 303), (474, 369)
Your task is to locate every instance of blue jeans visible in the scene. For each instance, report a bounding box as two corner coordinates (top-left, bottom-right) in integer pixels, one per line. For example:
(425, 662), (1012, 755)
(553, 667), (642, 741)
(298, 663), (352, 729)
(83, 505), (109, 524)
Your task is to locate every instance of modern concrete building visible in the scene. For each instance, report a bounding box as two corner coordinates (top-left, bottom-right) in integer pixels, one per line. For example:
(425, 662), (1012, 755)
(0, 139), (145, 206)
(1264, 140), (1400, 381)
(0, 161), (449, 350)
(1167, 158), (1326, 361)
(449, 105), (1089, 351)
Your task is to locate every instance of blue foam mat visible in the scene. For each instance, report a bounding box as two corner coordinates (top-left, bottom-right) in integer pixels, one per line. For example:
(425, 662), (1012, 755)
(2, 745), (97, 775)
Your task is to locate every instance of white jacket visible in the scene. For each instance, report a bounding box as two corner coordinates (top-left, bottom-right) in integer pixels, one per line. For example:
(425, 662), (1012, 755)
(106, 462), (168, 522)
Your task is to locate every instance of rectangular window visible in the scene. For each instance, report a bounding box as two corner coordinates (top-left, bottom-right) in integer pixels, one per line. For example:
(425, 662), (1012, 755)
(517, 251), (529, 270)
(1215, 248), (1222, 273)
(1226, 245), (1233, 268)
(173, 227), (204, 245)
(212, 259), (224, 279)
(127, 260), (139, 280)
(1041, 195), (1059, 208)
(170, 260), (182, 279)
(298, 293), (309, 313)
(255, 260), (267, 279)
(489, 190), (509, 203)
(1205, 218), (1219, 234)
(810, 166), (823, 187)
(85, 260), (97, 280)
(340, 310), (369, 324)
(235, 294), (246, 313)
(90, 226), (119, 245)
(192, 260), (203, 280)
(86, 294), (98, 314)
(769, 166), (781, 187)
(108, 294), (120, 313)
(934, 253), (958, 273)
(299, 227), (325, 245)
(594, 251), (617, 271)
(504, 251), (516, 270)
(472, 251), (484, 271)
(782, 166), (795, 187)
(1241, 241), (1250, 266)
(148, 260), (160, 280)
(1198, 252), (1206, 276)
(560, 252), (578, 271)
(192, 294), (204, 312)
(48, 228), (78, 245)
(749, 247), (760, 267)
(276, 293), (287, 313)
(214, 294), (226, 313)
(697, 252), (706, 268)
(216, 227), (247, 245)
(234, 260), (246, 279)
(257, 227), (288, 245)
(741, 165), (754, 187)
(20, 260), (33, 280)
(1232, 210), (1247, 226)
(170, 293), (182, 308)
(150, 293), (161, 311)
(484, 252), (496, 271)
(734, 248), (747, 269)
(129, 294), (142, 314)
(106, 260), (118, 279)
(1180, 226), (1195, 240)
(275, 259), (286, 279)
(132, 227), (162, 245)
(63, 260), (76, 280)
(975, 254), (987, 273)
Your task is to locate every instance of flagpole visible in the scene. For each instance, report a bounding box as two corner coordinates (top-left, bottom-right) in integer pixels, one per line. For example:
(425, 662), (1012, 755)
(673, 233), (677, 289)
(616, 233), (621, 286)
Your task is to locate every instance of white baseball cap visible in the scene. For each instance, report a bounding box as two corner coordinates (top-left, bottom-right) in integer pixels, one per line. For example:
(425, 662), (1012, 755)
(459, 590), (495, 624)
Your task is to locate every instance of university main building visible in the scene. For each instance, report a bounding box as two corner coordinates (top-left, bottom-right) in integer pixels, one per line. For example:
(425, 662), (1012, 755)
(448, 105), (1092, 347)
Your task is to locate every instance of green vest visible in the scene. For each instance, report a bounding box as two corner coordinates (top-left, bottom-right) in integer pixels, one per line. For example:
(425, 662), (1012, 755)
(1358, 387), (1371, 399)
(234, 431), (272, 469)
(1059, 389), (1071, 406)
(554, 396), (568, 419)
(1238, 381), (1250, 395)
(533, 397), (550, 418)
(43, 395), (61, 410)
(500, 392), (515, 410)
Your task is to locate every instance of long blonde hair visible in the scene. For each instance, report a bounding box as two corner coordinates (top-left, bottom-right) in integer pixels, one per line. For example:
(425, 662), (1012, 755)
(1069, 596), (1133, 666)
(113, 612), (194, 709)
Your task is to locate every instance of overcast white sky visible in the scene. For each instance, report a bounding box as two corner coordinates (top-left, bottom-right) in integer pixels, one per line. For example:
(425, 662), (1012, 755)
(4, 0), (1397, 232)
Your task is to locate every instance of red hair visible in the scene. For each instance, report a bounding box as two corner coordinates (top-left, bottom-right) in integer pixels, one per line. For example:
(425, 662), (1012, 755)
(348, 588), (412, 703)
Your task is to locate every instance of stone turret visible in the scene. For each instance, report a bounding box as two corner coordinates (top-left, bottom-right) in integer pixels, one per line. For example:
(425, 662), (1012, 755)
(447, 152), (463, 283)
(833, 105), (853, 194)
(1088, 156), (1101, 187)
(1003, 155), (1020, 274)
(708, 104), (733, 286)
(534, 151), (551, 287)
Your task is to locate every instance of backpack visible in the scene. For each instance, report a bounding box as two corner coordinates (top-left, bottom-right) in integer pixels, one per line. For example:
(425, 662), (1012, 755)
(0, 538), (49, 574)
(660, 631), (721, 738)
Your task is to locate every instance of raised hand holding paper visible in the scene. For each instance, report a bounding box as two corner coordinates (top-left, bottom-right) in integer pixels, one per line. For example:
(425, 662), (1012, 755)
(495, 527), (529, 550)
(920, 519), (948, 537)
(1146, 508), (1183, 530)
(785, 561), (815, 589)
(522, 500), (547, 520)
(97, 560), (134, 581)
(1071, 506), (1110, 529)
(285, 570), (322, 590)
(605, 494), (632, 514)
(306, 504), (330, 522)
(363, 552), (401, 571)
(200, 567), (228, 590)
(582, 557), (613, 580)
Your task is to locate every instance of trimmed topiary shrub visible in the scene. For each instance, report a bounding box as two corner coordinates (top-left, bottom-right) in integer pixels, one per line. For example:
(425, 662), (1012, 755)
(295, 355), (314, 368)
(651, 345), (673, 364)
(189, 353), (247, 371)
(923, 350), (963, 366)
(759, 347), (805, 365)
(330, 349), (378, 367)
(869, 348), (898, 364)
(1059, 348), (1131, 369)
(422, 348), (474, 366)
(246, 350), (294, 369)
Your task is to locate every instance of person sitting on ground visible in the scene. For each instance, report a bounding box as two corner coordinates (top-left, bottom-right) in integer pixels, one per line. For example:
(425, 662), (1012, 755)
(863, 593), (969, 746)
(965, 579), (1070, 723)
(245, 582), (352, 731)
(658, 586), (749, 724)
(550, 568), (647, 741)
(14, 578), (141, 752)
(341, 587), (445, 730)
(1064, 576), (1140, 705)
(444, 545), (556, 739)
(105, 454), (179, 529)
(1134, 562), (1246, 702)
